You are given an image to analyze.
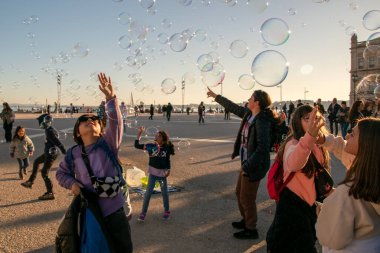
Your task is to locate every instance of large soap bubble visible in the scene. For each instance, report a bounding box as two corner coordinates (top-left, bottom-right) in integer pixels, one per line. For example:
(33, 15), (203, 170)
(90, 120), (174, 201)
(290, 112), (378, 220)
(363, 10), (380, 30)
(251, 50), (289, 87)
(201, 63), (225, 87)
(260, 18), (290, 46)
(229, 40), (249, 58)
(183, 72), (196, 84)
(72, 42), (89, 57)
(366, 32), (380, 47)
(246, 0), (269, 14)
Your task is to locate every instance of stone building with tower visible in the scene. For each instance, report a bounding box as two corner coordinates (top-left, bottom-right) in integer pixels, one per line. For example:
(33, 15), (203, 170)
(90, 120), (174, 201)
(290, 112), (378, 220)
(350, 34), (380, 104)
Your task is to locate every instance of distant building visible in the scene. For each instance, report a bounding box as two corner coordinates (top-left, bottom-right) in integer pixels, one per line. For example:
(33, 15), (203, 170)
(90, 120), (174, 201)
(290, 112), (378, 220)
(350, 34), (380, 104)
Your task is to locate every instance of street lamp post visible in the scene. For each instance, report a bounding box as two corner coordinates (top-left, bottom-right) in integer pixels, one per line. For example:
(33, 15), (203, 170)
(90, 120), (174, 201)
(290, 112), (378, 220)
(351, 73), (359, 104)
(181, 80), (185, 113)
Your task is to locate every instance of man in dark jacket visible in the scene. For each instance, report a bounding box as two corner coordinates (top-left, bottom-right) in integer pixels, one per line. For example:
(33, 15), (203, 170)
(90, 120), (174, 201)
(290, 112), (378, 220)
(327, 98), (341, 136)
(207, 87), (274, 240)
(166, 103), (173, 121)
(21, 114), (66, 200)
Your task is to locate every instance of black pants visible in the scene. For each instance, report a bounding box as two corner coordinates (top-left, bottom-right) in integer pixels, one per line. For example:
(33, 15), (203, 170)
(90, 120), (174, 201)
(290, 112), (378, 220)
(28, 153), (56, 193)
(266, 188), (317, 253)
(166, 112), (171, 121)
(198, 114), (204, 124)
(3, 122), (13, 142)
(104, 208), (133, 253)
(329, 119), (339, 136)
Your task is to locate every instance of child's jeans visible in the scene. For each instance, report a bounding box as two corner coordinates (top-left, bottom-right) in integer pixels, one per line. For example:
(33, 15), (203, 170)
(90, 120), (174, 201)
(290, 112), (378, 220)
(17, 157), (30, 171)
(142, 174), (169, 214)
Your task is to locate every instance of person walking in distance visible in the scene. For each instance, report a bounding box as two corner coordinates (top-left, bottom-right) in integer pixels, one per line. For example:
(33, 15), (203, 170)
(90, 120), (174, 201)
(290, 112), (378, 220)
(149, 104), (154, 120)
(0, 102), (15, 143)
(327, 98), (341, 136)
(166, 103), (173, 121)
(198, 101), (206, 124)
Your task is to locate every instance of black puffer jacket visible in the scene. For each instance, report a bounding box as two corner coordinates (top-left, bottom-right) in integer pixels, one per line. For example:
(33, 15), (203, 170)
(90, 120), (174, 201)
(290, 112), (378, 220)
(215, 95), (273, 182)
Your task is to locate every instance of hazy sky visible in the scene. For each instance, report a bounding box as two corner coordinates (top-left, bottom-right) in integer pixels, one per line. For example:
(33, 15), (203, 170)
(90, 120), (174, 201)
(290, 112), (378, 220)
(0, 0), (378, 106)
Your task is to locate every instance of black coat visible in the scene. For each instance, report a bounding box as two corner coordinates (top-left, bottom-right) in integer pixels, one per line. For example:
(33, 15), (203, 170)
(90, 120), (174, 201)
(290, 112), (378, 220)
(215, 95), (272, 182)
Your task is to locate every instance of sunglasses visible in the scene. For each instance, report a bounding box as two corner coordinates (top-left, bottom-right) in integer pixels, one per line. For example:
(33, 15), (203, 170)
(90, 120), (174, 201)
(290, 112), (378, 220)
(77, 115), (99, 123)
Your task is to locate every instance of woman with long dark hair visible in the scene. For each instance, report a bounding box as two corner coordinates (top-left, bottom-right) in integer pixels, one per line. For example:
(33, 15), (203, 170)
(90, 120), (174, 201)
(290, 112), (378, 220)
(316, 118), (380, 252)
(348, 100), (364, 130)
(266, 105), (330, 252)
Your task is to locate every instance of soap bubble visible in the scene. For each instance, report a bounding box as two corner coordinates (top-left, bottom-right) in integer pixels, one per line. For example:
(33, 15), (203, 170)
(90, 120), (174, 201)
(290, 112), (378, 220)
(161, 78), (177, 94)
(288, 8), (297, 16)
(363, 10), (380, 31)
(246, 0), (269, 14)
(374, 85), (380, 99)
(201, 63), (225, 87)
(260, 18), (290, 46)
(183, 72), (196, 84)
(229, 40), (249, 58)
(251, 50), (289, 87)
(145, 127), (159, 137)
(194, 29), (207, 41)
(238, 74), (256, 90)
(49, 147), (58, 156)
(169, 33), (188, 52)
(157, 33), (169, 44)
(118, 12), (132, 25)
(139, 0), (155, 9)
(72, 42), (90, 57)
(197, 54), (214, 72)
(177, 139), (191, 152)
(300, 64), (313, 75)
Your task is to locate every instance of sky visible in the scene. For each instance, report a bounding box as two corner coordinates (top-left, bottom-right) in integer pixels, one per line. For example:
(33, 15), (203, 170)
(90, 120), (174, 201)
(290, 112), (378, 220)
(0, 0), (379, 107)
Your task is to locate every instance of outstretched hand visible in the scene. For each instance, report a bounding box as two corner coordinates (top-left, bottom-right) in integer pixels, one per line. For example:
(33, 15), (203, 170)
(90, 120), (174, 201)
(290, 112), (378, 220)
(206, 87), (217, 99)
(307, 106), (325, 138)
(98, 72), (115, 100)
(137, 126), (145, 139)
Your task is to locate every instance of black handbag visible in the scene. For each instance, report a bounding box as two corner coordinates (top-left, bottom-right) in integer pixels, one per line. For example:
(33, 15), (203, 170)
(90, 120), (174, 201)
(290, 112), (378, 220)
(311, 154), (334, 202)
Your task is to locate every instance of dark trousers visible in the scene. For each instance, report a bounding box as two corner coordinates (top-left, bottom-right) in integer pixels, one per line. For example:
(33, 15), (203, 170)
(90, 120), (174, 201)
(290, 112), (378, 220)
(166, 112), (171, 121)
(28, 153), (56, 193)
(3, 122), (13, 142)
(236, 171), (260, 230)
(266, 188), (317, 253)
(104, 208), (133, 253)
(340, 122), (349, 139)
(17, 158), (30, 172)
(148, 114), (153, 120)
(198, 114), (204, 124)
(329, 119), (339, 136)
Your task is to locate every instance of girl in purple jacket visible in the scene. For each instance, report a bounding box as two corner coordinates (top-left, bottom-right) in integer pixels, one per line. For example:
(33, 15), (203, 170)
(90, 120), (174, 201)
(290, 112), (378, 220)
(56, 73), (132, 253)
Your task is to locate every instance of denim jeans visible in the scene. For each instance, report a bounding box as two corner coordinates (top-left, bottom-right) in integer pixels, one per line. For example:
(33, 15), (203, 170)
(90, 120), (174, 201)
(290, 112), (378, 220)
(340, 122), (349, 139)
(141, 174), (169, 214)
(17, 157), (30, 171)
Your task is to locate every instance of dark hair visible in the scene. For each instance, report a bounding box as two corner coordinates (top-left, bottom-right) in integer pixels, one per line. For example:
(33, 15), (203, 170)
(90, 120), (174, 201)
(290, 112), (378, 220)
(12, 126), (25, 141)
(277, 105), (329, 178)
(349, 100), (363, 123)
(253, 90), (272, 110)
(158, 130), (175, 155)
(341, 101), (346, 105)
(73, 114), (104, 145)
(2, 102), (11, 111)
(340, 118), (380, 203)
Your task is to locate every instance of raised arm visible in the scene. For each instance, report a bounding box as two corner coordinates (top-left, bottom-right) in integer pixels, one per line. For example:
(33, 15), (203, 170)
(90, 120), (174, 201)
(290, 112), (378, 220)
(206, 87), (247, 118)
(98, 72), (123, 153)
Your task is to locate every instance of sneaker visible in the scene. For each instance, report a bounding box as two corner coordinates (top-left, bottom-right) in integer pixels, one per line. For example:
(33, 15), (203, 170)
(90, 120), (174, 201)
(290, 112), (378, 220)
(162, 211), (170, 220)
(232, 219), (245, 229)
(233, 228), (259, 240)
(38, 192), (55, 200)
(21, 181), (33, 189)
(137, 213), (146, 222)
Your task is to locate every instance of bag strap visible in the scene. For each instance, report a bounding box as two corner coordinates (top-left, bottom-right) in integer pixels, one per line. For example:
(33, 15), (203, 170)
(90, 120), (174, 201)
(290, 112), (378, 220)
(80, 145), (96, 184)
(277, 155), (295, 193)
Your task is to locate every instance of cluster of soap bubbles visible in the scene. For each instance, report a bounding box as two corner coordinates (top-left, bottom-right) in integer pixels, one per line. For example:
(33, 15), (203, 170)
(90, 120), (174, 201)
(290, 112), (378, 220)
(355, 74), (380, 98)
(177, 139), (191, 152)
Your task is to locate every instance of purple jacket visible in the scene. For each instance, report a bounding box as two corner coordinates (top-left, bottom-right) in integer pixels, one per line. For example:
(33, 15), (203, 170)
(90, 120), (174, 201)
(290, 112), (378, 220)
(56, 97), (124, 217)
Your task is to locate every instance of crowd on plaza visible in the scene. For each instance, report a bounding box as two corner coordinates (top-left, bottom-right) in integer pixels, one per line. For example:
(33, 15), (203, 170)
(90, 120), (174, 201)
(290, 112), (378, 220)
(1, 72), (380, 253)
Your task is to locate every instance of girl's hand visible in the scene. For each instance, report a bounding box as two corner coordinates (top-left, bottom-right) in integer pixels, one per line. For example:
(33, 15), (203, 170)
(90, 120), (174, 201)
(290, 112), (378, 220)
(137, 126), (145, 139)
(98, 72), (115, 100)
(316, 132), (326, 145)
(206, 87), (217, 99)
(307, 107), (325, 137)
(71, 182), (82, 196)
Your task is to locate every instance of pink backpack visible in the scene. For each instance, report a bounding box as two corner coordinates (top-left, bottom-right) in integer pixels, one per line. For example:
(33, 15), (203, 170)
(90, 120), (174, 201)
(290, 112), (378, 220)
(267, 155), (295, 201)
